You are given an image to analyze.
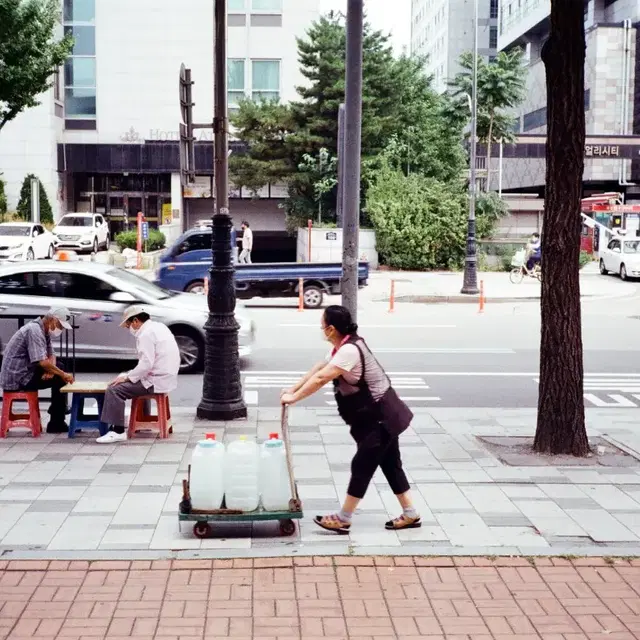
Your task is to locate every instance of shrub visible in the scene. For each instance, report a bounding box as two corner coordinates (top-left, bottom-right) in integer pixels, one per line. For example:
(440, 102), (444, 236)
(16, 174), (53, 224)
(579, 250), (593, 268)
(115, 229), (166, 252)
(0, 176), (7, 220)
(367, 166), (506, 271)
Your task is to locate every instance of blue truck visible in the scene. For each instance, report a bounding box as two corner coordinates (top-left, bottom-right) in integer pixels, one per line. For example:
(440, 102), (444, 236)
(156, 227), (369, 309)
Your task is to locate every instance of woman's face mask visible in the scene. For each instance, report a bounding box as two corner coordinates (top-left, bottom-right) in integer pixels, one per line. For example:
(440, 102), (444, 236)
(129, 324), (139, 337)
(50, 327), (62, 338)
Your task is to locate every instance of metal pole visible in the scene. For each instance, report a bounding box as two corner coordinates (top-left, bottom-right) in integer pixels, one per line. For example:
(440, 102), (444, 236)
(197, 0), (247, 420)
(30, 177), (40, 224)
(461, 0), (480, 295)
(336, 103), (345, 228)
(341, 0), (363, 322)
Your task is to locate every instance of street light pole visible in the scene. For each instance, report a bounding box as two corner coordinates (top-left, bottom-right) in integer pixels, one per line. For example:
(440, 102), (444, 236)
(197, 0), (247, 420)
(461, 0), (480, 295)
(341, 0), (364, 322)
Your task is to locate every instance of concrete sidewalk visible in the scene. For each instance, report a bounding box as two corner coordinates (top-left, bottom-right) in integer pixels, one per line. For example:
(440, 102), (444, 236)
(1, 556), (639, 640)
(363, 270), (638, 304)
(2, 407), (640, 559)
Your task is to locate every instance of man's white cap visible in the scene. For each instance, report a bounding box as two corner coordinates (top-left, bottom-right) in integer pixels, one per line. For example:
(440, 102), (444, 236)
(47, 307), (72, 330)
(120, 304), (148, 327)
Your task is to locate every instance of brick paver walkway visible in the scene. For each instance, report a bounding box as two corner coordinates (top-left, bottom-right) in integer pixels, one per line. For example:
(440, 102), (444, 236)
(1, 557), (640, 639)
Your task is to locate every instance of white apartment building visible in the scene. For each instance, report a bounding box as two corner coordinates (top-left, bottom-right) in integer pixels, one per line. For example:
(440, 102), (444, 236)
(497, 0), (639, 196)
(0, 0), (320, 248)
(411, 0), (499, 93)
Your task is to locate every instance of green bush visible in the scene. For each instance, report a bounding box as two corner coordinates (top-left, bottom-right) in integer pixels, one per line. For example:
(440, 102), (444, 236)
(579, 250), (593, 268)
(0, 176), (7, 219)
(115, 229), (166, 252)
(16, 174), (53, 224)
(367, 166), (506, 271)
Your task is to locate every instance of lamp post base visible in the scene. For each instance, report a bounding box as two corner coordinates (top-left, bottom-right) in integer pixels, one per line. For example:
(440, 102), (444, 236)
(196, 398), (247, 421)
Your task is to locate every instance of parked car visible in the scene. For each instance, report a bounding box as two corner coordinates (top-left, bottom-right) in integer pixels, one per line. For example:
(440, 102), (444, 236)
(599, 236), (640, 280)
(156, 227), (369, 308)
(52, 213), (110, 254)
(0, 260), (255, 373)
(0, 222), (56, 261)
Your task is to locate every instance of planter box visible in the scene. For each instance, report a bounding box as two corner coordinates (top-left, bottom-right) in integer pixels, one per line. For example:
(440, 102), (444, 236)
(296, 227), (378, 269)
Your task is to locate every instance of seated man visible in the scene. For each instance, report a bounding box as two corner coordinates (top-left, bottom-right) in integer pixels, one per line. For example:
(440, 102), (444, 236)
(97, 305), (180, 444)
(526, 232), (542, 271)
(0, 308), (74, 433)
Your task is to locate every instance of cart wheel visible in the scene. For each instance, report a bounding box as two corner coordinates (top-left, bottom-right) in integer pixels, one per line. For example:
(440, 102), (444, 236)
(279, 519), (296, 536)
(193, 521), (212, 538)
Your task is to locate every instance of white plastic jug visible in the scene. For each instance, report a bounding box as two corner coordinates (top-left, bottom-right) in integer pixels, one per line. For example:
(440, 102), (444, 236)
(189, 433), (225, 511)
(260, 432), (291, 512)
(225, 436), (260, 512)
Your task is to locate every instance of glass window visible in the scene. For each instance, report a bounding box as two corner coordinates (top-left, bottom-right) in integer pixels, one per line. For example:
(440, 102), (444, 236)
(0, 225), (31, 237)
(64, 26), (95, 55)
(53, 69), (61, 101)
(175, 233), (211, 256)
(58, 215), (93, 227)
(252, 60), (280, 101)
(64, 88), (96, 117)
(490, 0), (498, 18)
(252, 0), (282, 11)
(64, 57), (96, 87)
(63, 0), (95, 23)
(489, 26), (498, 49)
(229, 0), (246, 10)
(228, 59), (246, 106)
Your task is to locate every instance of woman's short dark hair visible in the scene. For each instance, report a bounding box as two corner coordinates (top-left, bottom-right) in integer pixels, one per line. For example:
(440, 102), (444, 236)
(242, 220), (249, 227)
(324, 305), (358, 336)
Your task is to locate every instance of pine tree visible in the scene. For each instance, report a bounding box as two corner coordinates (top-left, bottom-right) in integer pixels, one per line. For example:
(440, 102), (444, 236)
(17, 174), (53, 224)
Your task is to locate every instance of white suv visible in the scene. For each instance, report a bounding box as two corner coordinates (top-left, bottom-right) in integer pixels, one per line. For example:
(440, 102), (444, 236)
(53, 213), (110, 254)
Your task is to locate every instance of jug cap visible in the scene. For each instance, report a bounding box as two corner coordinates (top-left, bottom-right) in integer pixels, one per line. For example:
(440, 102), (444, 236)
(239, 435), (246, 441)
(269, 432), (279, 439)
(205, 433), (216, 440)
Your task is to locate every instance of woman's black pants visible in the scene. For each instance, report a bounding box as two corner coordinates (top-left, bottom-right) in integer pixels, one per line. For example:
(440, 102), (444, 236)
(347, 419), (410, 499)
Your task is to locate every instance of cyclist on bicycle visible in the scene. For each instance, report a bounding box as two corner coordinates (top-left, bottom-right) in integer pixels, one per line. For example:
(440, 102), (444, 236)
(525, 232), (541, 271)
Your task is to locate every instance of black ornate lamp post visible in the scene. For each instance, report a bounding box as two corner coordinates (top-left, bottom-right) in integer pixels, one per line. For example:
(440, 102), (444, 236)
(196, 0), (247, 420)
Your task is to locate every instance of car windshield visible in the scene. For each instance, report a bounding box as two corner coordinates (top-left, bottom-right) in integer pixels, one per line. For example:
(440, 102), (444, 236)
(58, 216), (92, 227)
(109, 268), (176, 300)
(624, 241), (640, 253)
(0, 226), (30, 237)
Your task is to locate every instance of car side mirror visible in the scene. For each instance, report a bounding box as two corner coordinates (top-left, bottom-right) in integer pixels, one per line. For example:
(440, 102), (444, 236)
(109, 291), (137, 303)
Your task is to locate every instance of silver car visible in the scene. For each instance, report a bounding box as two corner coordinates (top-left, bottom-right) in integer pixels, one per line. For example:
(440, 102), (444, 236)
(0, 261), (255, 373)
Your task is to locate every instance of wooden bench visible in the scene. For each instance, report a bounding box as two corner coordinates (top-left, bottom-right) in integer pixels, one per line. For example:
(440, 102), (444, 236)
(61, 381), (109, 438)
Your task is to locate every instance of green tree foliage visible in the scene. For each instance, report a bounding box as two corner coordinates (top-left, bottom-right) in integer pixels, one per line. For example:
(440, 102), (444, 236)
(0, 0), (73, 132)
(16, 173), (53, 223)
(445, 49), (527, 190)
(0, 175), (7, 219)
(367, 164), (505, 271)
(229, 12), (465, 226)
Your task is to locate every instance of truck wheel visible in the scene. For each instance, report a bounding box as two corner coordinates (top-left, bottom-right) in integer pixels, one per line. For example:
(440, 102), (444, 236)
(303, 285), (323, 309)
(186, 280), (205, 294)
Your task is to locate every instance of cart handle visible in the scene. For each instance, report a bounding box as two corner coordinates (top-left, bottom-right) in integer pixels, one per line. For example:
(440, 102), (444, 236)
(280, 404), (298, 502)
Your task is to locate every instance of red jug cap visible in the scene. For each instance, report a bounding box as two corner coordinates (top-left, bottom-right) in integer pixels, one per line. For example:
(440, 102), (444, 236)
(269, 432), (279, 439)
(205, 433), (216, 440)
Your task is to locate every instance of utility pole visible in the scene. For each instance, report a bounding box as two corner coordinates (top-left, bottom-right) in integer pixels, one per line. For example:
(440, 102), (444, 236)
(197, 0), (247, 420)
(341, 0), (364, 322)
(461, 0), (480, 295)
(336, 103), (346, 228)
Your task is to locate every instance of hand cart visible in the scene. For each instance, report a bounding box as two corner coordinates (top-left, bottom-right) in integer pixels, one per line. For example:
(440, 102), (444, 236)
(178, 405), (303, 538)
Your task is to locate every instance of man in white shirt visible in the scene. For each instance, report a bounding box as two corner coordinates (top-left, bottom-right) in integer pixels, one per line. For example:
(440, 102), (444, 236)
(238, 220), (253, 263)
(97, 305), (180, 444)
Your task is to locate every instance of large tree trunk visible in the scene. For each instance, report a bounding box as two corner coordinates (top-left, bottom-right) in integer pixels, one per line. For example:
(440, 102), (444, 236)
(485, 115), (494, 192)
(534, 0), (589, 456)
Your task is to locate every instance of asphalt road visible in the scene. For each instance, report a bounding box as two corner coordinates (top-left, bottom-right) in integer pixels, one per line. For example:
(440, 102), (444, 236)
(39, 285), (640, 411)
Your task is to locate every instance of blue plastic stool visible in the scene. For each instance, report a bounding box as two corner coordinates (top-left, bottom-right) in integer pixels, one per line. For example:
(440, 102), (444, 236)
(68, 392), (109, 438)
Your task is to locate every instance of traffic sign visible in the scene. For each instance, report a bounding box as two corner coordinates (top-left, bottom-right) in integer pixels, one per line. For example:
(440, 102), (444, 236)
(142, 222), (149, 240)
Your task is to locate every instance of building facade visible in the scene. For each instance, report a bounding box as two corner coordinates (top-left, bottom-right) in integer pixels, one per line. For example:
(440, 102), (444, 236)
(496, 0), (639, 198)
(0, 0), (320, 247)
(411, 0), (499, 93)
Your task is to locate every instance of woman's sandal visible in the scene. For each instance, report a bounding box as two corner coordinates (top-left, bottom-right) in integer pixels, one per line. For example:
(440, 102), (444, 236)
(313, 514), (351, 535)
(385, 514), (422, 530)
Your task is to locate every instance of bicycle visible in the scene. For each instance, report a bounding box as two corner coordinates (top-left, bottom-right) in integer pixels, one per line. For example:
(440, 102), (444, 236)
(509, 260), (542, 284)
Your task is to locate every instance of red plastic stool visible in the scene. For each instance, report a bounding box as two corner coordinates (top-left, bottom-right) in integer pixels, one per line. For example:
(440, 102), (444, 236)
(128, 394), (172, 439)
(1, 391), (42, 438)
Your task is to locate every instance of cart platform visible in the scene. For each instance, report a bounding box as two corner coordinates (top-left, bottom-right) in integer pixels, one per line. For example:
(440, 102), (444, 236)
(178, 406), (303, 538)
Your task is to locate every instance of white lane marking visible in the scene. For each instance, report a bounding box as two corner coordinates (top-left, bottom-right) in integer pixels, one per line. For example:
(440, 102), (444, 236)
(242, 370), (543, 376)
(584, 393), (637, 407)
(373, 348), (516, 354)
(243, 390), (258, 406)
(278, 323), (457, 329)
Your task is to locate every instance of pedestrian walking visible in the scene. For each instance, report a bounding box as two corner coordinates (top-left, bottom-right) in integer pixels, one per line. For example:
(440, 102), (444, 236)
(280, 305), (420, 534)
(97, 305), (180, 444)
(238, 220), (253, 264)
(0, 307), (74, 433)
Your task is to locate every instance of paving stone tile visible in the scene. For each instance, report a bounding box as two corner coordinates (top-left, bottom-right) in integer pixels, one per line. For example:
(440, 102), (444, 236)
(564, 509), (640, 543)
(27, 500), (76, 512)
(417, 483), (473, 511)
(48, 515), (112, 550)
(579, 485), (640, 511)
(2, 511), (67, 546)
(111, 493), (167, 526)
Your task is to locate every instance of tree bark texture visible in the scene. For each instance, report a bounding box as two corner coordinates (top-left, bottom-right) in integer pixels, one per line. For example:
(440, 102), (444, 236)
(534, 0), (589, 456)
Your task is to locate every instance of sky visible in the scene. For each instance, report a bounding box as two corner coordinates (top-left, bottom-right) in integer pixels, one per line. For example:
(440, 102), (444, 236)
(318, 0), (411, 56)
